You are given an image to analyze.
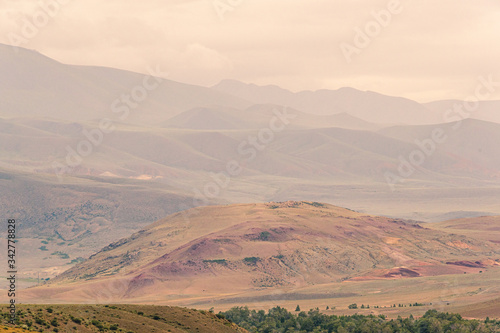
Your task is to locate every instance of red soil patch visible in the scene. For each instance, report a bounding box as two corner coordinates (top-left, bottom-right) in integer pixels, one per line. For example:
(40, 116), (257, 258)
(383, 267), (420, 278)
(446, 261), (486, 268)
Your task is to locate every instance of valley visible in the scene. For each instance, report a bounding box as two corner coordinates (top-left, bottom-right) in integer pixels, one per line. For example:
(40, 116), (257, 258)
(1, 39), (499, 329)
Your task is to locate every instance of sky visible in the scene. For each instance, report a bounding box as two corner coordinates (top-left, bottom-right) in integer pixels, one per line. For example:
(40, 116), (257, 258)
(1, 0), (499, 102)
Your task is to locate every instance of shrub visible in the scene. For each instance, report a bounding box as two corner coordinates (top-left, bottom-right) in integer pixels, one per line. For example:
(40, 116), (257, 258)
(243, 257), (260, 265)
(203, 259), (227, 265)
(258, 231), (271, 241)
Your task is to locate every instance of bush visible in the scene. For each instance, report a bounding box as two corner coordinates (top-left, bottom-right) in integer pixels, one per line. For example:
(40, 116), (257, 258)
(243, 257), (260, 265)
(203, 259), (227, 265)
(258, 231), (271, 241)
(91, 319), (105, 330)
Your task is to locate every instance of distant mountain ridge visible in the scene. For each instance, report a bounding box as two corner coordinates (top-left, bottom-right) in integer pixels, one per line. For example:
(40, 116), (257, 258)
(212, 79), (438, 124)
(2, 43), (499, 127)
(2, 43), (500, 284)
(0, 43), (251, 125)
(213, 79), (500, 126)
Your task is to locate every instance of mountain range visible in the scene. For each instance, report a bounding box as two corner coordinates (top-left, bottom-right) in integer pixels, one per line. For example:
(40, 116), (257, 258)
(1, 43), (500, 292)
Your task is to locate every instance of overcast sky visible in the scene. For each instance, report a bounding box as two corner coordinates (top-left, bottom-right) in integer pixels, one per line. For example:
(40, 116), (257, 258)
(1, 0), (499, 102)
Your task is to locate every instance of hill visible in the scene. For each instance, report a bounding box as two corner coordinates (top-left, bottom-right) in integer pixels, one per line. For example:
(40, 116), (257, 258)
(21, 202), (499, 308)
(0, 169), (198, 281)
(428, 216), (500, 245)
(0, 304), (246, 333)
(163, 105), (382, 131)
(424, 99), (500, 125)
(379, 119), (500, 179)
(7, 114), (500, 184)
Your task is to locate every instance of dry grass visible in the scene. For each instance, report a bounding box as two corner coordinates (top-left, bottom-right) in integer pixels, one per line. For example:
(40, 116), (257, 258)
(0, 304), (247, 333)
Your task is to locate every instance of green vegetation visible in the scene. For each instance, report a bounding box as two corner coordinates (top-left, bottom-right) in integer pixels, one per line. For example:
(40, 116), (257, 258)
(0, 304), (241, 332)
(203, 259), (228, 265)
(258, 231), (272, 241)
(214, 238), (233, 243)
(51, 251), (70, 259)
(39, 245), (48, 251)
(243, 257), (260, 265)
(69, 257), (86, 264)
(221, 307), (500, 333)
(1, 304), (499, 332)
(69, 315), (82, 324)
(303, 202), (325, 207)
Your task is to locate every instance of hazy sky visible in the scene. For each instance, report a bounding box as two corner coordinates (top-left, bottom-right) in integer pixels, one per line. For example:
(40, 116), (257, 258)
(1, 0), (499, 102)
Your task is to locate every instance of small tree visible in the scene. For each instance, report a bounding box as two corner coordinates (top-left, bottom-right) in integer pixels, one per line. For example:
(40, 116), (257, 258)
(295, 305), (301, 312)
(259, 231), (271, 241)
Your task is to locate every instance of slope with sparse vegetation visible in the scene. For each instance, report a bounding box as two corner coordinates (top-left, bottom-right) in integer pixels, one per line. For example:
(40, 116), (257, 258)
(0, 304), (247, 333)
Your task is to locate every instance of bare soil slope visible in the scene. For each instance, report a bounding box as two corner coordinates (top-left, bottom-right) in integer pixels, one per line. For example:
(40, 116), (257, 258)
(24, 202), (499, 304)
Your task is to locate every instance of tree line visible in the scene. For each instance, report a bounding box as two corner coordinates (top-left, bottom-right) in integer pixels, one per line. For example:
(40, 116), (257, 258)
(220, 306), (500, 333)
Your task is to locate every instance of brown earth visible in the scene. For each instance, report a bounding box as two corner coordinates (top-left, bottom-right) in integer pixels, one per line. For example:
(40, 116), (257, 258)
(13, 201), (498, 314)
